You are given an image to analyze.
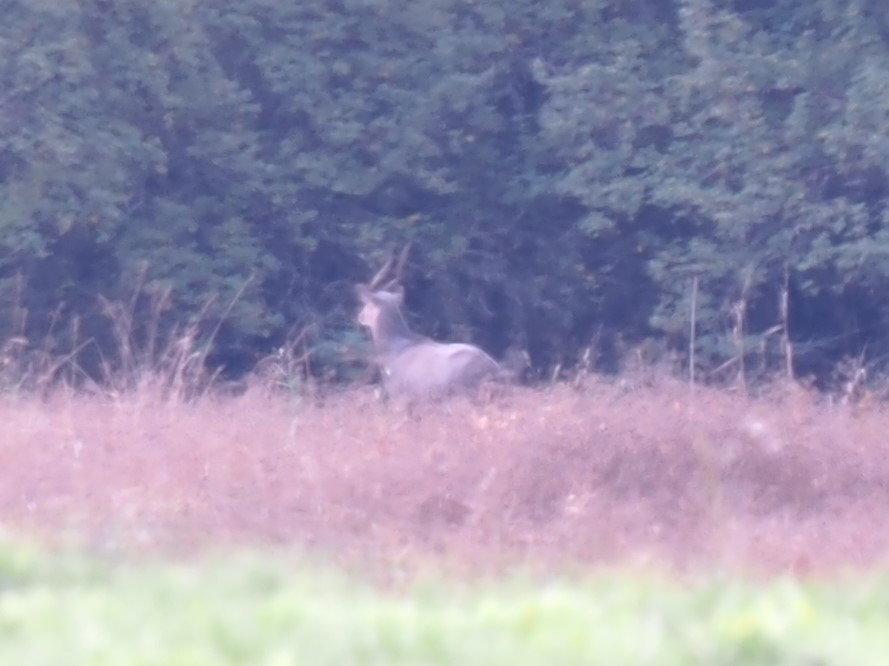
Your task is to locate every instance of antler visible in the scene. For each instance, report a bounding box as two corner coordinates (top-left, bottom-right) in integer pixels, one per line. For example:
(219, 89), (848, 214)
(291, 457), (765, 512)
(381, 242), (411, 291)
(367, 253), (395, 290)
(366, 243), (411, 291)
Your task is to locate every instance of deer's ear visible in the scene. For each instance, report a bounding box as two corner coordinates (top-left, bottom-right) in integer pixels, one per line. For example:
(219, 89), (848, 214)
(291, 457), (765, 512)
(390, 285), (405, 305)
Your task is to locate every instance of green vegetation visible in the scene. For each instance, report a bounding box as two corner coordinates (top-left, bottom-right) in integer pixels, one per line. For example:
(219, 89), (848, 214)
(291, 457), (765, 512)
(2, 1), (889, 387)
(0, 539), (886, 665)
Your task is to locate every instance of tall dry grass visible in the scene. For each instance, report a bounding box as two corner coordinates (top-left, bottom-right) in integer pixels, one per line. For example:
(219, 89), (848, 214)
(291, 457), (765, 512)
(3, 374), (889, 575)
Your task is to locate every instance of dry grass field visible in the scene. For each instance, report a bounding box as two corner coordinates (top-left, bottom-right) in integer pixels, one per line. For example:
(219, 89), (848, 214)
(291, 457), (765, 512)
(3, 374), (889, 576)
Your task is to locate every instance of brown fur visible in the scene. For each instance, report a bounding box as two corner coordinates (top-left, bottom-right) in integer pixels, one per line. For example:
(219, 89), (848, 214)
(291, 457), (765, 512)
(356, 285), (501, 398)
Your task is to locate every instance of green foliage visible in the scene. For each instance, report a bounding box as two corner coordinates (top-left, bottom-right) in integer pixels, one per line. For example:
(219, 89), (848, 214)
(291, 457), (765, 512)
(533, 0), (889, 377)
(3, 0), (889, 383)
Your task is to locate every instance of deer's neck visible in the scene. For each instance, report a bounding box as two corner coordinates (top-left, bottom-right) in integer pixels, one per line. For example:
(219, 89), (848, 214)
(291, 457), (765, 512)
(372, 309), (421, 356)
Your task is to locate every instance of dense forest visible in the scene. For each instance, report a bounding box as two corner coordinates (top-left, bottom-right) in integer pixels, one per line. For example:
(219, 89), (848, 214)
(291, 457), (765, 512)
(2, 0), (889, 390)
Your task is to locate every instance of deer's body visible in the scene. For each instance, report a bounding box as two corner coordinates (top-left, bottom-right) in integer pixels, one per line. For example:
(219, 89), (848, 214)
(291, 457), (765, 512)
(356, 282), (501, 398)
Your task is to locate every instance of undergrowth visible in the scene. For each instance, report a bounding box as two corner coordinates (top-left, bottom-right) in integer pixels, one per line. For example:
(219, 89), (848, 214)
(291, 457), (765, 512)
(1, 374), (889, 574)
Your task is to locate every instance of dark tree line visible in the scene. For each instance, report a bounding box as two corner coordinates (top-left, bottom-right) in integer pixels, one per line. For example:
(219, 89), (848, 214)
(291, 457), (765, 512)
(2, 0), (889, 388)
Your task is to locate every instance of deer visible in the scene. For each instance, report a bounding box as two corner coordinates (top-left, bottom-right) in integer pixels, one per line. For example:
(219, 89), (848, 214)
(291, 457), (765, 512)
(356, 248), (502, 399)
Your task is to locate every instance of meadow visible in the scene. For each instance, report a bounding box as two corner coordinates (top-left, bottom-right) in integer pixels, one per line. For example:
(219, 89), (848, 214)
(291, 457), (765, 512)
(3, 538), (889, 665)
(3, 375), (889, 663)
